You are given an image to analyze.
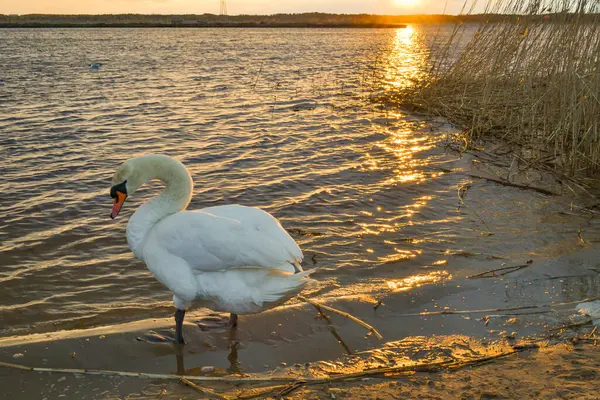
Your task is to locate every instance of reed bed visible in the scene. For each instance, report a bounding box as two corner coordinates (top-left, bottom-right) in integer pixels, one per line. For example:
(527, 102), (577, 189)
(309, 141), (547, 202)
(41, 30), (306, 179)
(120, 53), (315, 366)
(395, 0), (600, 178)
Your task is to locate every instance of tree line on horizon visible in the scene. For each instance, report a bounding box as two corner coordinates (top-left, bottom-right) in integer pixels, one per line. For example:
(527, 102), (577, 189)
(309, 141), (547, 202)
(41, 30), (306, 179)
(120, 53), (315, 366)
(1, 12), (598, 27)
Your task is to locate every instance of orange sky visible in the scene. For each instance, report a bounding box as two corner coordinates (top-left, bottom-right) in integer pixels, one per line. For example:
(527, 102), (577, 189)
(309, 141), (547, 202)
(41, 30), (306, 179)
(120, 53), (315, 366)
(0, 0), (482, 15)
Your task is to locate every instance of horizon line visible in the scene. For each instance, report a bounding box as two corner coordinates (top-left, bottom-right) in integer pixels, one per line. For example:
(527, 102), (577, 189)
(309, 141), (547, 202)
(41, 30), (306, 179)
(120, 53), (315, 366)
(2, 11), (593, 17)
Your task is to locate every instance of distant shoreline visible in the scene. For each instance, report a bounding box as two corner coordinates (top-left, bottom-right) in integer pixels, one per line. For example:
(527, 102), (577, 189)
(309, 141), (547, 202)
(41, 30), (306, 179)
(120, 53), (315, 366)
(2, 12), (597, 28)
(0, 23), (408, 29)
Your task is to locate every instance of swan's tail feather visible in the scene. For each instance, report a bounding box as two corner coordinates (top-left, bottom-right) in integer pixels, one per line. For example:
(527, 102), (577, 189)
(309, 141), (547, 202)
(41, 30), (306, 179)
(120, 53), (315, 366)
(292, 257), (304, 273)
(195, 267), (315, 314)
(259, 269), (314, 304)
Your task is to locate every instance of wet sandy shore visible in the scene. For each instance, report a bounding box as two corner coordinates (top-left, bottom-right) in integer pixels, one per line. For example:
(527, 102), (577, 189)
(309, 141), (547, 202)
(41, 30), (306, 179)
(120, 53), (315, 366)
(1, 322), (598, 399)
(1, 247), (599, 399)
(296, 344), (600, 400)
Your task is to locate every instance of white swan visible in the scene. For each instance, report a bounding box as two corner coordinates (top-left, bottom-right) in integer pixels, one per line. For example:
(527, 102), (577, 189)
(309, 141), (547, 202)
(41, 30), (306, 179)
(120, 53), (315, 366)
(109, 154), (313, 343)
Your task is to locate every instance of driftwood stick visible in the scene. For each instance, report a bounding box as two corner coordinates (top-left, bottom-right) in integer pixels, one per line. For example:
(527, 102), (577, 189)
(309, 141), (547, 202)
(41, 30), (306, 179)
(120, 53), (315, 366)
(571, 337), (597, 343)
(457, 184), (494, 235)
(0, 345), (536, 392)
(309, 300), (353, 354)
(236, 384), (295, 400)
(337, 295), (600, 320)
(397, 305), (542, 317)
(394, 296), (600, 318)
(0, 361), (32, 371)
(548, 319), (593, 332)
(273, 380), (308, 398)
(180, 378), (230, 400)
(315, 346), (529, 383)
(464, 173), (558, 196)
(297, 296), (384, 340)
(467, 264), (532, 279)
(443, 350), (519, 370)
(0, 361), (298, 383)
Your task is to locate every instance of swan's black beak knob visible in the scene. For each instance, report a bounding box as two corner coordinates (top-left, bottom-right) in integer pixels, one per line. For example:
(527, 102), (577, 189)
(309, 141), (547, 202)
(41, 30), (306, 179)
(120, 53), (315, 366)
(110, 181), (128, 219)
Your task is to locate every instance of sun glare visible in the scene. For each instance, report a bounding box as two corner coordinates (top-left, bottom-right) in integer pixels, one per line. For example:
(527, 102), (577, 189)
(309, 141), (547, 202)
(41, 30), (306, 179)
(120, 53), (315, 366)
(393, 0), (419, 6)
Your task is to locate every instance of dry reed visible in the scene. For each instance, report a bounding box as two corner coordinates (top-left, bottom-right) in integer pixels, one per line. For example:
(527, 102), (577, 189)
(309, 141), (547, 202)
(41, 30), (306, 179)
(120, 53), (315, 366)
(395, 0), (600, 178)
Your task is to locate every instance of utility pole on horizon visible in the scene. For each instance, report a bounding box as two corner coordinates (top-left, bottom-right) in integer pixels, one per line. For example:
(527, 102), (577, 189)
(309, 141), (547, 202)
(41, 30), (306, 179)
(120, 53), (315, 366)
(220, 0), (228, 16)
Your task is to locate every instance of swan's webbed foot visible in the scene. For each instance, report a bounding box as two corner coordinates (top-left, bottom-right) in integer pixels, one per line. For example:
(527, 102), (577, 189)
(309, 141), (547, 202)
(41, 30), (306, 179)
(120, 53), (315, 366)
(136, 329), (179, 344)
(138, 310), (186, 344)
(196, 313), (238, 331)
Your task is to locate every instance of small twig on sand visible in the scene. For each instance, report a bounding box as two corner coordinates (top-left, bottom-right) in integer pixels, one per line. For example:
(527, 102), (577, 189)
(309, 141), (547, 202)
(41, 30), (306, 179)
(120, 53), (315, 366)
(236, 381), (308, 400)
(310, 302), (353, 354)
(297, 296), (383, 340)
(571, 337), (598, 344)
(467, 264), (533, 279)
(416, 305), (542, 317)
(311, 302), (332, 323)
(180, 378), (230, 400)
(273, 380), (308, 398)
(578, 228), (586, 244)
(464, 173), (558, 196)
(457, 184), (493, 235)
(394, 295), (600, 318)
(0, 361), (298, 383)
(548, 319), (593, 332)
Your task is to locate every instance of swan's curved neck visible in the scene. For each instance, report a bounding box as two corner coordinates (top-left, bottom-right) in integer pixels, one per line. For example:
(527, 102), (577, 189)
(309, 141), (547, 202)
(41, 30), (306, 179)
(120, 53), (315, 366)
(126, 156), (193, 259)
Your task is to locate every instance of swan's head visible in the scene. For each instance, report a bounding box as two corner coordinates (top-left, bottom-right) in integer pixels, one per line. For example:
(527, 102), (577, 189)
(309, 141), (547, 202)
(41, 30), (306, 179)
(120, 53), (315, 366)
(109, 158), (147, 219)
(110, 154), (193, 219)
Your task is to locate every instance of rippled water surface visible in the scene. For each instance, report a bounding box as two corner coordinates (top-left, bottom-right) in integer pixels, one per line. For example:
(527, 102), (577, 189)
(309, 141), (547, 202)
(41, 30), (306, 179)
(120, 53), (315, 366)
(1, 27), (599, 343)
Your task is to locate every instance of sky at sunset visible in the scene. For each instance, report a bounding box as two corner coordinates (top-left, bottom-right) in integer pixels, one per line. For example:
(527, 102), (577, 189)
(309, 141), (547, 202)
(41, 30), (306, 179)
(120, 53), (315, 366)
(0, 0), (483, 16)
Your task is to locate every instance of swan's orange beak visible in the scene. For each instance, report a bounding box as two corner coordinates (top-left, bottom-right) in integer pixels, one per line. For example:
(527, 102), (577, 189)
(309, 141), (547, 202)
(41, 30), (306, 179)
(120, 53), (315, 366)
(111, 192), (127, 219)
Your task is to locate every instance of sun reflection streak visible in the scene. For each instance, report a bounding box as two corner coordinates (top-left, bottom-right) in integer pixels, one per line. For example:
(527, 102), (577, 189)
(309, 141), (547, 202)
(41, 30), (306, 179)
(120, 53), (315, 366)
(350, 26), (449, 267)
(378, 128), (439, 184)
(387, 270), (451, 292)
(384, 26), (429, 90)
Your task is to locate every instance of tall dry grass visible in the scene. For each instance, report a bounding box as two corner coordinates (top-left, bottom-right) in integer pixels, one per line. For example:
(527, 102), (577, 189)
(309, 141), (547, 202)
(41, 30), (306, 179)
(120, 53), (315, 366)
(402, 0), (600, 177)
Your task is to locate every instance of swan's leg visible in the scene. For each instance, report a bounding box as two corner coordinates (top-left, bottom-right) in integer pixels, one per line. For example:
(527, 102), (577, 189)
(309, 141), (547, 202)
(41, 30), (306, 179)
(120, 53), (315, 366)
(175, 309), (186, 344)
(229, 313), (238, 328)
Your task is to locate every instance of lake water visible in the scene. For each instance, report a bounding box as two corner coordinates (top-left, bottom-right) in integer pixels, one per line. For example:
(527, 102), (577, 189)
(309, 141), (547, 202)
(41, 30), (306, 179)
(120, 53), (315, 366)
(1, 27), (599, 368)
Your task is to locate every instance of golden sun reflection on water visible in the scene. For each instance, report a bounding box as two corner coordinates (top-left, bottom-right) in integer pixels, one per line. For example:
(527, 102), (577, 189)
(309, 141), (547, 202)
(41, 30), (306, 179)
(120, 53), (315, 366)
(387, 270), (451, 292)
(384, 26), (429, 90)
(379, 128), (443, 185)
(378, 248), (422, 264)
(348, 27), (450, 269)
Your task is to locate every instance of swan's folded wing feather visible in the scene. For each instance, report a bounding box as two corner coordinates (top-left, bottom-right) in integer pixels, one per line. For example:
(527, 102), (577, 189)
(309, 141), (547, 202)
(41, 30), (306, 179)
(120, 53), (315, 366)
(148, 206), (302, 273)
(203, 204), (303, 261)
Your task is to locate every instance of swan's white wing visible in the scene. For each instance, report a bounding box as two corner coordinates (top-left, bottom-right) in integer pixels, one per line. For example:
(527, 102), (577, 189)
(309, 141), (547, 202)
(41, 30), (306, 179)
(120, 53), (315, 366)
(145, 205), (302, 273)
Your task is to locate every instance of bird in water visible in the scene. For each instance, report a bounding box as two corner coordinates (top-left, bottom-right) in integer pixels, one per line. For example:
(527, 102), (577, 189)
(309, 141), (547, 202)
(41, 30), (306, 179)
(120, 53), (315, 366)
(89, 63), (102, 70)
(109, 154), (313, 344)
